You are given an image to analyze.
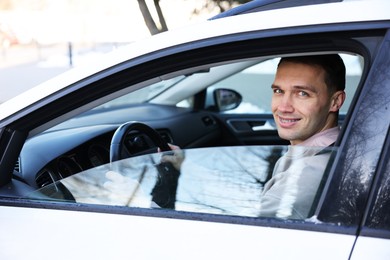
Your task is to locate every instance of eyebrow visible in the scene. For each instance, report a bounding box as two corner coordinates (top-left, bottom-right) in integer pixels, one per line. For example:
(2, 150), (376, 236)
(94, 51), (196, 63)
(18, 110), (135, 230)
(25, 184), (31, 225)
(293, 85), (318, 93)
(271, 84), (318, 93)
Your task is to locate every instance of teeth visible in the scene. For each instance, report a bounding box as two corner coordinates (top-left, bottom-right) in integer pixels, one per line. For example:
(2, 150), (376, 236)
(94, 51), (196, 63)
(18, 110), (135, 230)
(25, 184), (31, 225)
(280, 118), (298, 123)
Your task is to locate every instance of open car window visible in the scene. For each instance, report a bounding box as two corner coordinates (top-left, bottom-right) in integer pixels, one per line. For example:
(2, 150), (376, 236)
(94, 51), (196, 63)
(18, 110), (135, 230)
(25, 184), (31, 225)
(204, 54), (362, 114)
(85, 54), (362, 114)
(100, 53), (360, 117)
(29, 145), (336, 221)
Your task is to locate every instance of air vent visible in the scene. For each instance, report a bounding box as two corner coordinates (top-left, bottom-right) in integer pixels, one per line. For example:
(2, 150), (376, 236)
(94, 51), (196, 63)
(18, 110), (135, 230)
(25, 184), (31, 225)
(14, 157), (21, 172)
(36, 170), (56, 188)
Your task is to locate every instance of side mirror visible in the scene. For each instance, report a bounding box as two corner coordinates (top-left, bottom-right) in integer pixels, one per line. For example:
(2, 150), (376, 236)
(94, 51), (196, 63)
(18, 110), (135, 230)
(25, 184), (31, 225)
(213, 88), (242, 112)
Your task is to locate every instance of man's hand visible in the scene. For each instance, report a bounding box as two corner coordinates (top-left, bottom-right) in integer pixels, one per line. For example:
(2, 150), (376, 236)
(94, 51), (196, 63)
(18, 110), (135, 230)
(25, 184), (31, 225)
(158, 144), (185, 170)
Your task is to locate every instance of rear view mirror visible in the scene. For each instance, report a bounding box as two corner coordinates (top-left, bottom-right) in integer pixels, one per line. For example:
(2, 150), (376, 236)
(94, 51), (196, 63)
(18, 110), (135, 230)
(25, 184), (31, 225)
(213, 88), (242, 112)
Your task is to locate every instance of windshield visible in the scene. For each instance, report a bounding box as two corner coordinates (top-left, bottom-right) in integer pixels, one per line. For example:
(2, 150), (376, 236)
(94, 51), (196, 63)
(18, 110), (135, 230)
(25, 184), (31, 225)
(93, 76), (186, 109)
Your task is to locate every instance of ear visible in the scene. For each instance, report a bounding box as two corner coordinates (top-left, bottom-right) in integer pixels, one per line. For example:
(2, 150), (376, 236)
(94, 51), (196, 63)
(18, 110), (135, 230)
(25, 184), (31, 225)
(329, 90), (346, 112)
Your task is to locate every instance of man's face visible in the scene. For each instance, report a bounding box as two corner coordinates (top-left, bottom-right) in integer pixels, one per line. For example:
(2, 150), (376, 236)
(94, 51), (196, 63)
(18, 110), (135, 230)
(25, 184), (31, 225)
(271, 61), (337, 145)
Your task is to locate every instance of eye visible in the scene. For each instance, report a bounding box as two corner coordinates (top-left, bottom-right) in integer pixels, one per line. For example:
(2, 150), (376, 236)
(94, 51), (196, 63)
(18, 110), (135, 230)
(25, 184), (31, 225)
(273, 88), (283, 94)
(298, 91), (309, 97)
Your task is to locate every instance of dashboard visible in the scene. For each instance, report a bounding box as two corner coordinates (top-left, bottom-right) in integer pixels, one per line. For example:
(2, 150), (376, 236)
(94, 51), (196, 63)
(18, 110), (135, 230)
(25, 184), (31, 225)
(15, 104), (221, 188)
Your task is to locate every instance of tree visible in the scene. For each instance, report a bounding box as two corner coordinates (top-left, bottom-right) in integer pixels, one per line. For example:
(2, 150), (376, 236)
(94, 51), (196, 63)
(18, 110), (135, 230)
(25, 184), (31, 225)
(137, 0), (168, 35)
(137, 0), (252, 35)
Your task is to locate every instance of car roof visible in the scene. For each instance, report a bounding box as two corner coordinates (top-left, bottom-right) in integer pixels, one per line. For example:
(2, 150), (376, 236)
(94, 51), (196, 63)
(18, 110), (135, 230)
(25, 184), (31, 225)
(0, 0), (389, 124)
(210, 0), (342, 20)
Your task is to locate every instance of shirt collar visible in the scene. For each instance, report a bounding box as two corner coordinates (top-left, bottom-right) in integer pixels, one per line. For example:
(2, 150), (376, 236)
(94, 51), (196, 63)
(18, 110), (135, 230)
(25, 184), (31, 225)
(297, 126), (340, 147)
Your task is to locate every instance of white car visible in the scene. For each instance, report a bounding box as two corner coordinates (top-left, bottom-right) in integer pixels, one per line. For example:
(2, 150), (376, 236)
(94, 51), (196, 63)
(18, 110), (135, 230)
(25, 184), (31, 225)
(0, 0), (389, 259)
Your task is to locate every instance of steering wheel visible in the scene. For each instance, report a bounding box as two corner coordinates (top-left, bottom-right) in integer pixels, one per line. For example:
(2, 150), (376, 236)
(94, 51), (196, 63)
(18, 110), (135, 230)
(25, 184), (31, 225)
(110, 121), (171, 163)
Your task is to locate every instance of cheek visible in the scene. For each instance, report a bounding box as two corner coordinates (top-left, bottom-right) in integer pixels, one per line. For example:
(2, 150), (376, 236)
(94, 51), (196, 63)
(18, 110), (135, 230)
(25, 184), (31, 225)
(271, 98), (277, 112)
(271, 96), (280, 112)
(296, 100), (323, 117)
(303, 101), (330, 121)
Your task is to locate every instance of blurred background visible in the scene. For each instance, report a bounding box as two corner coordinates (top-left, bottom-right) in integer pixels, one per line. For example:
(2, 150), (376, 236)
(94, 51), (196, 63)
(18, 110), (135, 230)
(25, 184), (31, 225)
(0, 0), (250, 103)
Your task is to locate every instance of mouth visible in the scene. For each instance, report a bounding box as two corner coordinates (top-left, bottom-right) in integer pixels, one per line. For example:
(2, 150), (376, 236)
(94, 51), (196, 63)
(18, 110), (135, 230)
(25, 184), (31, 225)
(278, 116), (301, 127)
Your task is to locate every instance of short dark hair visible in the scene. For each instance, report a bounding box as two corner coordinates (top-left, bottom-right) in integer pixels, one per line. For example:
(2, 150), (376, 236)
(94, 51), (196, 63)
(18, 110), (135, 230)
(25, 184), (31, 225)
(278, 54), (346, 93)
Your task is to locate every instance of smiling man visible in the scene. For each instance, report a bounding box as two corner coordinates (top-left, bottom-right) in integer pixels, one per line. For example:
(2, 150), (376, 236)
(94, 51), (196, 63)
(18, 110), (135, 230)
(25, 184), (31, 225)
(259, 54), (346, 219)
(271, 55), (346, 146)
(157, 55), (347, 218)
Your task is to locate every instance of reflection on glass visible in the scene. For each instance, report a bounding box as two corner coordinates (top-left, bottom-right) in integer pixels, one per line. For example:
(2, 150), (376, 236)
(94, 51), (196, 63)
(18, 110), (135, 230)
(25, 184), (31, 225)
(30, 146), (335, 220)
(319, 46), (390, 226)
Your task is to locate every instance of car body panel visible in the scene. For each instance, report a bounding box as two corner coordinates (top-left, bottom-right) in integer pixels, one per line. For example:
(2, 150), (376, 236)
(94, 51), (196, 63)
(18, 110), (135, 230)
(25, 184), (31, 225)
(350, 237), (390, 260)
(0, 205), (356, 260)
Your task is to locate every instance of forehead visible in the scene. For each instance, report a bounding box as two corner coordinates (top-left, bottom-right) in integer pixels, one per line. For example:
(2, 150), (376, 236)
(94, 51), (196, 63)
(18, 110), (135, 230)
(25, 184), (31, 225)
(274, 61), (326, 85)
(278, 60), (325, 74)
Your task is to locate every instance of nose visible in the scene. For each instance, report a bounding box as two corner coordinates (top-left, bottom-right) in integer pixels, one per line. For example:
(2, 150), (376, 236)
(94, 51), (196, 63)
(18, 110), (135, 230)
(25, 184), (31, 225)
(276, 93), (294, 113)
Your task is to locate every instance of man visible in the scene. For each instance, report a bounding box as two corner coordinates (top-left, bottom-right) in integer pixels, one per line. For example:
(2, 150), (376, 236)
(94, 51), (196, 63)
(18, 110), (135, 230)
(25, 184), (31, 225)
(157, 54), (346, 218)
(258, 54), (346, 219)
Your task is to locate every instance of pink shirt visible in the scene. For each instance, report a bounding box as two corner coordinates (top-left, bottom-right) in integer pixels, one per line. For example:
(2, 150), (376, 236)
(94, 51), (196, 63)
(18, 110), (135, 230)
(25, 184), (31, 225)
(298, 126), (340, 147)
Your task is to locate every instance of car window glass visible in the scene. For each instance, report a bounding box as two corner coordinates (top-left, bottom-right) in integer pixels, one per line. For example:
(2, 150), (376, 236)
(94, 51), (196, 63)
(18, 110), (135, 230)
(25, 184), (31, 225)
(29, 145), (337, 221)
(204, 54), (362, 114)
(365, 131), (390, 230)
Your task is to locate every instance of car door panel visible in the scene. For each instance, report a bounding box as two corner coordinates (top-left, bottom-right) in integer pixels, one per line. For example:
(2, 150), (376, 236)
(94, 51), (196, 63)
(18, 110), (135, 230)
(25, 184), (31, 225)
(350, 237), (390, 260)
(0, 205), (356, 260)
(214, 113), (288, 145)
